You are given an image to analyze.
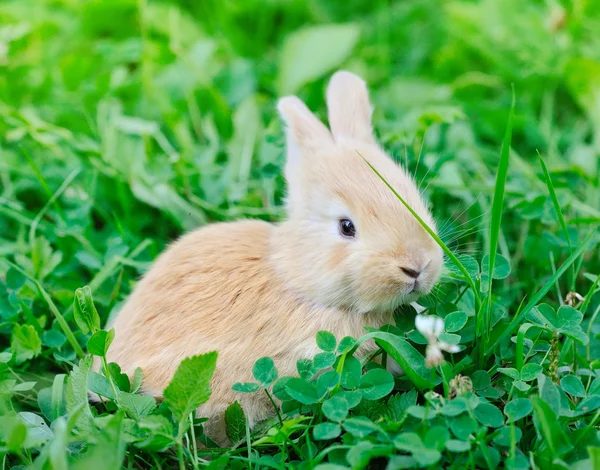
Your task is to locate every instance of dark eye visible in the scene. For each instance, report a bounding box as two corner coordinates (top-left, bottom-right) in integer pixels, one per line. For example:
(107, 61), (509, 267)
(339, 218), (356, 238)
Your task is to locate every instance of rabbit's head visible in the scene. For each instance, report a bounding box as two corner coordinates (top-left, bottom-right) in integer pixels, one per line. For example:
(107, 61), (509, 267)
(271, 71), (443, 314)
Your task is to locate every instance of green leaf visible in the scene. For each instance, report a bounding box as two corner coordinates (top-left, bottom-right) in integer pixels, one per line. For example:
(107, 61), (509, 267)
(576, 395), (600, 415)
(532, 397), (573, 458)
(71, 411), (126, 470)
(425, 425), (449, 450)
(384, 456), (417, 469)
(504, 398), (533, 422)
(322, 396), (349, 422)
(273, 377), (293, 401)
(4, 418), (27, 453)
(86, 329), (115, 356)
(414, 449), (442, 467)
(471, 370), (491, 390)
(520, 363), (543, 382)
(538, 374), (562, 417)
(493, 425), (522, 447)
(232, 382), (261, 393)
(297, 358), (316, 379)
(136, 415), (175, 452)
(277, 24), (360, 94)
(448, 255), (479, 278)
(513, 380), (531, 391)
(73, 285), (101, 335)
(359, 369), (394, 401)
(18, 412), (53, 448)
(50, 374), (67, 421)
(439, 399), (467, 417)
(362, 331), (435, 389)
(394, 432), (442, 466)
(337, 336), (357, 354)
(474, 403), (504, 428)
(87, 372), (116, 400)
(108, 363), (130, 393)
(556, 306), (589, 345)
(561, 375), (586, 398)
(407, 405), (438, 420)
(163, 352), (217, 421)
(394, 432), (423, 451)
(6, 267), (26, 290)
(42, 329), (66, 349)
(341, 355), (362, 389)
(342, 416), (377, 438)
(131, 367), (143, 393)
(37, 388), (53, 421)
(446, 439), (471, 452)
(65, 356), (94, 434)
(313, 352), (336, 370)
(444, 311), (468, 332)
(316, 331), (336, 352)
(450, 415), (478, 440)
(313, 422), (341, 440)
(252, 357), (278, 386)
(14, 381), (36, 391)
(225, 401), (246, 443)
(0, 352), (12, 363)
(498, 367), (520, 380)
(119, 392), (156, 420)
(316, 370), (339, 397)
(529, 304), (589, 346)
(387, 389), (418, 420)
(337, 390), (362, 409)
(285, 378), (319, 405)
(11, 324), (42, 364)
(346, 440), (391, 467)
(482, 253), (512, 280)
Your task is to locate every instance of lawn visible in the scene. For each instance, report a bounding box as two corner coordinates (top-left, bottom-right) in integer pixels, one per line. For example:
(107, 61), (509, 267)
(1, 0), (599, 468)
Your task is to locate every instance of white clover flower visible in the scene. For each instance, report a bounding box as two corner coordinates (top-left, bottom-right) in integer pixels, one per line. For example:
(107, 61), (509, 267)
(415, 314), (460, 368)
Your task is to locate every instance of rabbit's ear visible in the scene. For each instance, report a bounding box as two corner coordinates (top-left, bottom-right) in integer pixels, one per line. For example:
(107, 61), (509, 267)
(278, 96), (334, 156)
(278, 96), (334, 213)
(326, 70), (374, 143)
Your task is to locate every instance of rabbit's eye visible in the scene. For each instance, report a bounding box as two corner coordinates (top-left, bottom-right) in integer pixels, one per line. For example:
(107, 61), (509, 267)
(339, 218), (356, 238)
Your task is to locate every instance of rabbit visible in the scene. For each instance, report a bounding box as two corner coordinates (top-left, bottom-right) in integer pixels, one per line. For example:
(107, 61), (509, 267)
(101, 70), (444, 445)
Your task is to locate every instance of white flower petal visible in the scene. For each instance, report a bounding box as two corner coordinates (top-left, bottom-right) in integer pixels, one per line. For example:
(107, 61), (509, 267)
(415, 315), (444, 341)
(432, 317), (444, 337)
(439, 342), (460, 353)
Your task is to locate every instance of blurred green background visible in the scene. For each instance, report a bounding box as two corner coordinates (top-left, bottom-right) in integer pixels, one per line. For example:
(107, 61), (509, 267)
(0, 0), (599, 357)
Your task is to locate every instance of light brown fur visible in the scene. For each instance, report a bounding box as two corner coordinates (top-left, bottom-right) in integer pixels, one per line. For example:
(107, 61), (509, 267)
(103, 71), (443, 444)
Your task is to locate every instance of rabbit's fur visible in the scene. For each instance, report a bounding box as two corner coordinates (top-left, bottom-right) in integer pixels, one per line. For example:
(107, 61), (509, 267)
(104, 71), (443, 444)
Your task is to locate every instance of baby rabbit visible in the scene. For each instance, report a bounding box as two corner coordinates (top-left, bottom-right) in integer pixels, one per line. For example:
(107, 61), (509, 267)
(104, 70), (443, 444)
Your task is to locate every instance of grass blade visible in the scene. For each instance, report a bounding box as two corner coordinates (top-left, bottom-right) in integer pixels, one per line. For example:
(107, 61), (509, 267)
(482, 87), (515, 354)
(538, 151), (575, 290)
(581, 273), (600, 316)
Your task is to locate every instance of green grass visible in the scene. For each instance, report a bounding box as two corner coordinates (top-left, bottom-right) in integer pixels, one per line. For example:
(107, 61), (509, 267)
(1, 0), (600, 468)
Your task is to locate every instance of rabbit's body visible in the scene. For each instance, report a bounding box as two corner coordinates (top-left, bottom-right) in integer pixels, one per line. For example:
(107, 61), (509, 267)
(107, 220), (390, 443)
(105, 71), (444, 445)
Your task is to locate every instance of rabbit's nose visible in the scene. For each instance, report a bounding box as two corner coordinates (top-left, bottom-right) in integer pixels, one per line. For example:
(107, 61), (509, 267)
(400, 267), (421, 279)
